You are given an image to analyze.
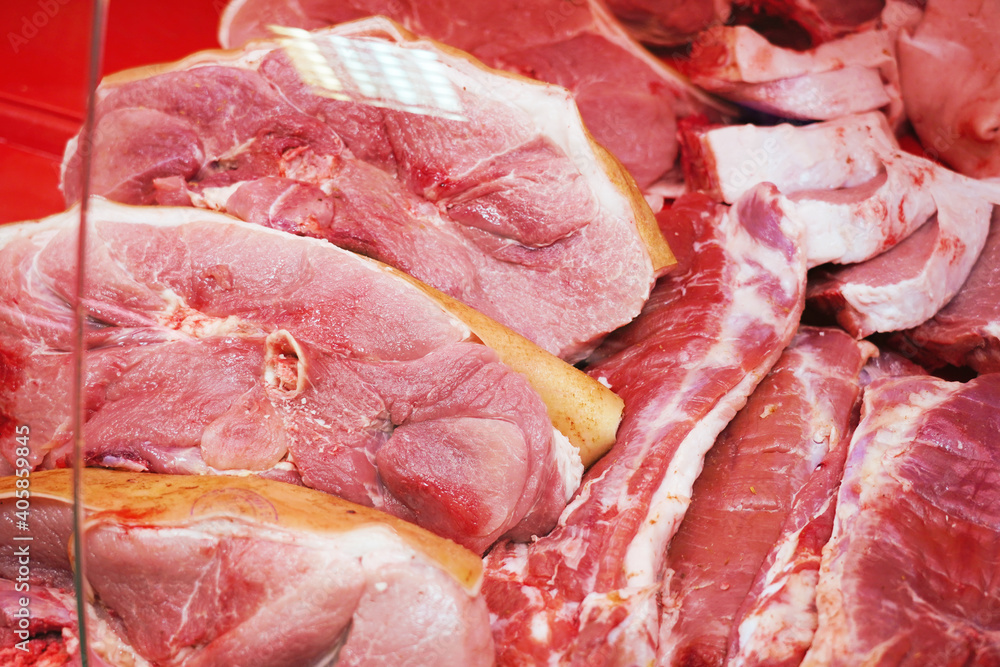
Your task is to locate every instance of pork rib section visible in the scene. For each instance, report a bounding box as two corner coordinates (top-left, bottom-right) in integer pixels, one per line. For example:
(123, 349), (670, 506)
(658, 327), (873, 666)
(0, 200), (613, 554)
(0, 470), (495, 667)
(62, 18), (674, 363)
(483, 185), (808, 665)
(802, 373), (1000, 665)
(216, 0), (728, 191)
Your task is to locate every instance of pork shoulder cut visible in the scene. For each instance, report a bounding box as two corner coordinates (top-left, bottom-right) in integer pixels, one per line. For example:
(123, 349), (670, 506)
(216, 0), (729, 191)
(0, 199), (623, 555)
(61, 18), (674, 363)
(0, 469), (495, 667)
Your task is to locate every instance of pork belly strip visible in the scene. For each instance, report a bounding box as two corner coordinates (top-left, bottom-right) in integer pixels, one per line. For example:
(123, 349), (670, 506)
(0, 470), (494, 667)
(483, 184), (808, 665)
(658, 327), (873, 666)
(216, 0), (729, 191)
(62, 18), (674, 363)
(0, 200), (625, 554)
(682, 25), (897, 122)
(894, 208), (1000, 373)
(802, 373), (1000, 665)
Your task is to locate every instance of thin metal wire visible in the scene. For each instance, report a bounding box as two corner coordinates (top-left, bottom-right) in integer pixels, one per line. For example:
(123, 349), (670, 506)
(72, 1), (109, 665)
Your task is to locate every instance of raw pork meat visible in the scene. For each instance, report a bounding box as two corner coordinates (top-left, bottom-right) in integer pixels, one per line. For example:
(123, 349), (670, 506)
(803, 373), (1000, 665)
(681, 113), (928, 265)
(894, 208), (1000, 373)
(0, 470), (495, 667)
(682, 25), (898, 122)
(898, 0), (1000, 178)
(659, 327), (873, 666)
(605, 0), (732, 46)
(732, 0), (885, 44)
(62, 18), (674, 362)
(0, 200), (624, 554)
(216, 0), (728, 190)
(807, 193), (994, 338)
(682, 113), (999, 335)
(483, 184), (808, 665)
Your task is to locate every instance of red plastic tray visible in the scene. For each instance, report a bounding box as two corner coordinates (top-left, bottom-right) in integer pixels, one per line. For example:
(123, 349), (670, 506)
(0, 0), (222, 223)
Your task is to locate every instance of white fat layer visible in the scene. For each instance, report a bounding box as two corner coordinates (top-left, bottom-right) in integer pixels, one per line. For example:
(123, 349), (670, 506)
(732, 565), (821, 666)
(86, 605), (155, 667)
(156, 289), (257, 337)
(551, 427), (584, 503)
(785, 163), (938, 267)
(841, 193), (992, 334)
(707, 113), (893, 203)
(109, 519), (477, 593)
(191, 183), (243, 211)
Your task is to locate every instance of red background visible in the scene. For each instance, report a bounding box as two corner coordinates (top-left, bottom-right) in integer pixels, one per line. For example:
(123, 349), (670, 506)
(0, 0), (221, 223)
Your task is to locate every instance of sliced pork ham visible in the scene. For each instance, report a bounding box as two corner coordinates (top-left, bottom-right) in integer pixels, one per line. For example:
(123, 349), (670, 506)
(894, 208), (1000, 374)
(0, 470), (495, 667)
(483, 184), (808, 665)
(216, 0), (729, 191)
(658, 327), (873, 666)
(802, 373), (1000, 665)
(898, 0), (1000, 178)
(682, 25), (899, 122)
(0, 200), (627, 554)
(61, 18), (674, 363)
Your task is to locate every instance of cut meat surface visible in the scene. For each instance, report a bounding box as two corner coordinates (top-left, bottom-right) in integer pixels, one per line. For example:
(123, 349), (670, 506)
(217, 0), (728, 191)
(802, 374), (1000, 665)
(658, 327), (873, 666)
(0, 470), (496, 667)
(682, 113), (937, 266)
(63, 19), (674, 362)
(682, 113), (1000, 335)
(0, 200), (593, 555)
(898, 0), (1000, 178)
(605, 0), (732, 46)
(682, 26), (898, 122)
(807, 195), (995, 337)
(896, 198), (1000, 373)
(483, 184), (808, 665)
(732, 0), (885, 44)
